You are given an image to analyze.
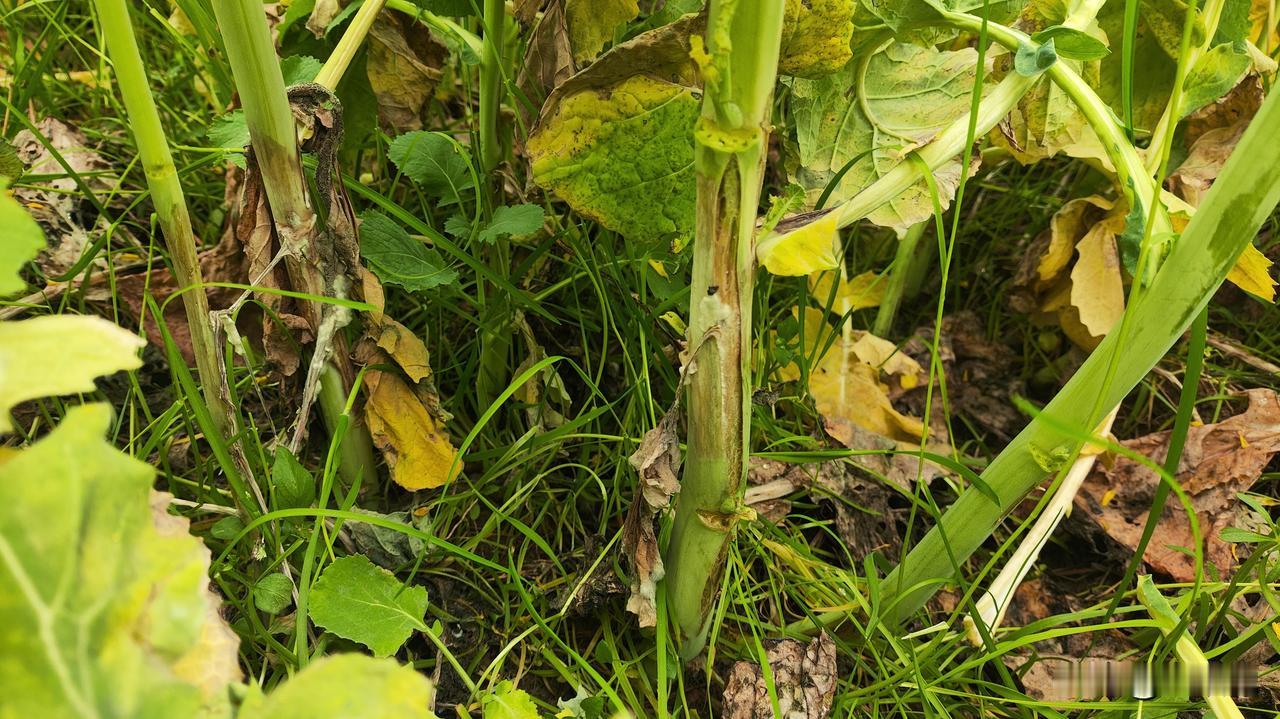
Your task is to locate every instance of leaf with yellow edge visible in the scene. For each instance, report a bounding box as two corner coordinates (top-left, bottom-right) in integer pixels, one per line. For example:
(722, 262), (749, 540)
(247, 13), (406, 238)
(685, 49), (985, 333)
(756, 209), (841, 276)
(1226, 243), (1276, 301)
(0, 315), (144, 433)
(564, 0), (639, 62)
(0, 404), (241, 719)
(364, 370), (462, 490)
(779, 0), (855, 78)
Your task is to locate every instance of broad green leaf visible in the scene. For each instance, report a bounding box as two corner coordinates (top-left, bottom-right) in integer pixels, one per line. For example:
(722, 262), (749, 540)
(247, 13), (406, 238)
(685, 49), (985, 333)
(254, 573), (295, 614)
(1179, 43), (1253, 118)
(882, 82), (1280, 622)
(1014, 38), (1059, 76)
(1, 183), (43, 295)
(481, 680), (540, 719)
(779, 0), (854, 78)
(564, 0), (639, 62)
(387, 130), (474, 206)
(790, 42), (985, 232)
(529, 74), (699, 244)
(360, 211), (458, 293)
(1031, 25), (1110, 60)
(0, 315), (144, 432)
(479, 204), (545, 244)
(0, 405), (241, 718)
(308, 555), (428, 657)
(207, 111), (249, 150)
(238, 654), (437, 718)
(281, 54), (322, 85)
(271, 446), (315, 509)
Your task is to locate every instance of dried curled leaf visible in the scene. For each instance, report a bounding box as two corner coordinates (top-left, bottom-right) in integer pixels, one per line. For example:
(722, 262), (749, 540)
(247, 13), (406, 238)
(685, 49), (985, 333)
(367, 14), (446, 132)
(790, 42), (986, 232)
(622, 406), (681, 627)
(779, 0), (855, 78)
(723, 634), (838, 719)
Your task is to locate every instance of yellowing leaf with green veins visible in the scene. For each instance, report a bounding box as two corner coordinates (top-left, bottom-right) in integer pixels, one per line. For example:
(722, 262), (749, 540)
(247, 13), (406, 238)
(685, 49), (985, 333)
(564, 0), (639, 62)
(0, 404), (241, 719)
(1226, 243), (1276, 301)
(529, 74), (699, 244)
(238, 654), (438, 718)
(756, 209), (840, 276)
(779, 0), (855, 78)
(809, 269), (886, 314)
(1, 184), (42, 295)
(0, 315), (143, 432)
(308, 555), (428, 657)
(790, 42), (986, 232)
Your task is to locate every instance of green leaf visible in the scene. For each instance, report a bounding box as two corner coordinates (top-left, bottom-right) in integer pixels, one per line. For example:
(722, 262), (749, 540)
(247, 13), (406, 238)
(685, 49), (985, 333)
(254, 573), (295, 614)
(479, 204), (544, 244)
(207, 111), (249, 168)
(790, 42), (986, 232)
(348, 509), (426, 569)
(387, 130), (475, 206)
(308, 555), (428, 657)
(564, 0), (639, 62)
(0, 140), (23, 181)
(360, 211), (458, 293)
(211, 515), (245, 540)
(0, 405), (240, 718)
(271, 446), (315, 509)
(1179, 42), (1252, 118)
(0, 183), (43, 296)
(1219, 526), (1272, 543)
(281, 55), (323, 85)
(1213, 0), (1252, 44)
(237, 654), (437, 718)
(481, 680), (540, 719)
(529, 73), (699, 244)
(417, 0), (478, 16)
(0, 315), (144, 433)
(1031, 25), (1110, 60)
(779, 0), (855, 78)
(443, 214), (470, 238)
(1015, 38), (1058, 75)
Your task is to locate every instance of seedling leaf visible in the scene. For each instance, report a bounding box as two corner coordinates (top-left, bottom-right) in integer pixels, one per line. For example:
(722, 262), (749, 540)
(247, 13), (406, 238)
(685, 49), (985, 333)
(360, 211), (459, 292)
(1014, 38), (1058, 76)
(254, 573), (295, 614)
(388, 130), (475, 206)
(481, 680), (541, 719)
(1031, 26), (1110, 60)
(479, 204), (544, 244)
(308, 555), (428, 657)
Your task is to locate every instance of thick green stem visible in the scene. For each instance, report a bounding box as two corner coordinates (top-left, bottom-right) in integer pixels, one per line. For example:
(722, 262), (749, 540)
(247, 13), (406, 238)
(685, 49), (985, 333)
(210, 0), (376, 489)
(476, 0), (511, 408)
(95, 0), (232, 438)
(664, 0), (785, 658)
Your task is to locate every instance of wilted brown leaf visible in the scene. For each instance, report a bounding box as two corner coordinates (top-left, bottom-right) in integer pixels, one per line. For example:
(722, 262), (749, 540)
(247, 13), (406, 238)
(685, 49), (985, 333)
(305, 0), (342, 37)
(367, 14), (446, 132)
(1074, 389), (1280, 582)
(516, 0), (575, 126)
(723, 633), (838, 719)
(622, 405), (681, 627)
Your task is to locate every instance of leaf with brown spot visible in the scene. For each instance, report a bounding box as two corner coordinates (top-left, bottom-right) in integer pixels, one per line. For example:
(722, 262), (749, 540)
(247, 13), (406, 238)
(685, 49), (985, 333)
(723, 634), (838, 719)
(1074, 389), (1280, 582)
(622, 405), (681, 627)
(367, 14), (446, 132)
(564, 0), (638, 62)
(516, 0), (575, 126)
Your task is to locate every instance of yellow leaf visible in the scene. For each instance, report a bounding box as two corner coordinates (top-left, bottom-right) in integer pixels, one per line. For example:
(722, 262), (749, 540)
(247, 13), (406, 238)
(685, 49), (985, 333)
(756, 211), (841, 276)
(808, 270), (886, 314)
(1038, 196), (1112, 285)
(364, 371), (462, 491)
(848, 331), (922, 382)
(1226, 243), (1276, 301)
(810, 362), (924, 443)
(374, 319), (433, 384)
(1070, 221), (1126, 337)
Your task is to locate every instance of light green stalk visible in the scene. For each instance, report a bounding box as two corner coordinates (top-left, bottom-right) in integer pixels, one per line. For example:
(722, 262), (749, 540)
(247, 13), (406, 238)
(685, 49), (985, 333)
(476, 0), (512, 408)
(881, 83), (1280, 623)
(664, 0), (785, 657)
(94, 0), (231, 438)
(209, 0), (376, 489)
(873, 221), (928, 337)
(314, 0), (387, 90)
